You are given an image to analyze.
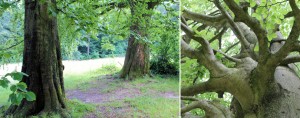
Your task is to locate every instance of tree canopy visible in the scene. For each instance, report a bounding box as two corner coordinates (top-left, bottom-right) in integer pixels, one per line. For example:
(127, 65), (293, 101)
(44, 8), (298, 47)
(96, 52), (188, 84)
(181, 0), (300, 117)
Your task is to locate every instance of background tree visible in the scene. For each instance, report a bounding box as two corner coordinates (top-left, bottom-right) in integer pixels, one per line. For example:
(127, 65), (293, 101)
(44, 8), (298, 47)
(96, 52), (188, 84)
(181, 0), (300, 117)
(89, 0), (179, 79)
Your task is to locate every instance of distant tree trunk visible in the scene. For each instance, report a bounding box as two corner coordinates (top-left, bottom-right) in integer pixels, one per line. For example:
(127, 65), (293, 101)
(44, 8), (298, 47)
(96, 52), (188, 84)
(5, 0), (67, 117)
(120, 1), (159, 80)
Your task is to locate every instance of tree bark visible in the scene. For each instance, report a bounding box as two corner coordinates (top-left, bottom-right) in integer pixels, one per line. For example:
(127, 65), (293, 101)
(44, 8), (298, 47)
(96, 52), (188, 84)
(5, 0), (67, 117)
(120, 1), (159, 80)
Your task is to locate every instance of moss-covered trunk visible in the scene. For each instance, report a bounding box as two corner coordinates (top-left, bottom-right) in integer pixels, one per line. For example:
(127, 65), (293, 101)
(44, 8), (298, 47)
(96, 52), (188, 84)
(120, 1), (158, 80)
(5, 0), (67, 117)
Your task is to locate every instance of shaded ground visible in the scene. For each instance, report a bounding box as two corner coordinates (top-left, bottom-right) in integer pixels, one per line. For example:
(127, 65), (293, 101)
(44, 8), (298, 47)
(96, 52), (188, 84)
(66, 75), (179, 118)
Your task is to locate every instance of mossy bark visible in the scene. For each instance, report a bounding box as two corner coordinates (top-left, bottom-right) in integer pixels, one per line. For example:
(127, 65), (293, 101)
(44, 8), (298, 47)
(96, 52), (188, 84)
(5, 0), (67, 117)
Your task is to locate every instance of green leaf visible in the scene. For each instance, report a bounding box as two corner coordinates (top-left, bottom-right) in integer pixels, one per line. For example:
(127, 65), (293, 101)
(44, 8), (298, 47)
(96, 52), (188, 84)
(10, 72), (28, 81)
(0, 77), (10, 88)
(275, 19), (281, 24)
(25, 92), (36, 101)
(252, 13), (261, 20)
(250, 1), (256, 7)
(10, 85), (17, 92)
(17, 82), (27, 92)
(8, 93), (17, 104)
(267, 33), (277, 41)
(16, 93), (24, 105)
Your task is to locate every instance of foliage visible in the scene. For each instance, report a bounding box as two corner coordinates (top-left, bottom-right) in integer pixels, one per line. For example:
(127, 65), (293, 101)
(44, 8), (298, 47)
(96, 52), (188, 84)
(149, 2), (179, 75)
(0, 2), (24, 64)
(150, 56), (178, 75)
(0, 71), (36, 105)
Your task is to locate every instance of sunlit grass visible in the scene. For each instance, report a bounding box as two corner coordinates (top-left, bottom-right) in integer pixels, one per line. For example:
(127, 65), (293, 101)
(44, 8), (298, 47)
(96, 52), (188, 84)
(67, 99), (97, 118)
(125, 96), (179, 117)
(64, 64), (120, 90)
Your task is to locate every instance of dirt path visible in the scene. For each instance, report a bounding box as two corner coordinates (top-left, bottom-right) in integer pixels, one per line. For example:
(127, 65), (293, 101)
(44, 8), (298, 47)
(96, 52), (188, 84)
(66, 75), (178, 118)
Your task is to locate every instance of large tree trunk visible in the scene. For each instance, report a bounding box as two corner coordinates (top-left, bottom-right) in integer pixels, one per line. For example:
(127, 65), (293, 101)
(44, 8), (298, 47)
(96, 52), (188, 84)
(120, 1), (158, 80)
(258, 66), (300, 118)
(5, 0), (67, 117)
(231, 66), (300, 118)
(119, 25), (150, 79)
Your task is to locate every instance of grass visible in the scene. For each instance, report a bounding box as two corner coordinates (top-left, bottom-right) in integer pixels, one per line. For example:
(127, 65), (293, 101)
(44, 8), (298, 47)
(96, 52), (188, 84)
(1, 100), (97, 118)
(67, 99), (97, 118)
(64, 64), (120, 90)
(96, 76), (179, 118)
(124, 96), (179, 117)
(131, 75), (179, 93)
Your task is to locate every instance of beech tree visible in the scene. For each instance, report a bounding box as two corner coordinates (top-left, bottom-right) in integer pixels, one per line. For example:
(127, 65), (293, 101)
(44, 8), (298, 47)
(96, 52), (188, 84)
(119, 0), (160, 79)
(5, 0), (67, 117)
(181, 0), (300, 117)
(96, 0), (177, 79)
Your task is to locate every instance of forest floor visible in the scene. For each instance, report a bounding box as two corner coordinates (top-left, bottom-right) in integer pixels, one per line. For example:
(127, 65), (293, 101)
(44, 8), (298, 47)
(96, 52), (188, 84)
(0, 57), (179, 118)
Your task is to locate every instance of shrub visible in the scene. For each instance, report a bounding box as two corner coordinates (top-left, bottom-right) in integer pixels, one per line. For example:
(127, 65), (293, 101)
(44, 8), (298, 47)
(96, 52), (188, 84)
(150, 56), (178, 75)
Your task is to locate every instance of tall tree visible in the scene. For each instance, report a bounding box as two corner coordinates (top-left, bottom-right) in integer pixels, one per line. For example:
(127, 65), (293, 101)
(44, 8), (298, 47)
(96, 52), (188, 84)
(5, 0), (67, 117)
(181, 0), (300, 117)
(120, 1), (160, 79)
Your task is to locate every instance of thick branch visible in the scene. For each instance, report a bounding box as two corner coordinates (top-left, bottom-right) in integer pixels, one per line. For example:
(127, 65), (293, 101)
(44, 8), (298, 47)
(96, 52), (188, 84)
(281, 55), (300, 65)
(182, 9), (226, 27)
(181, 40), (199, 59)
(181, 78), (228, 96)
(181, 23), (212, 52)
(181, 67), (255, 111)
(181, 98), (233, 118)
(223, 0), (270, 59)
